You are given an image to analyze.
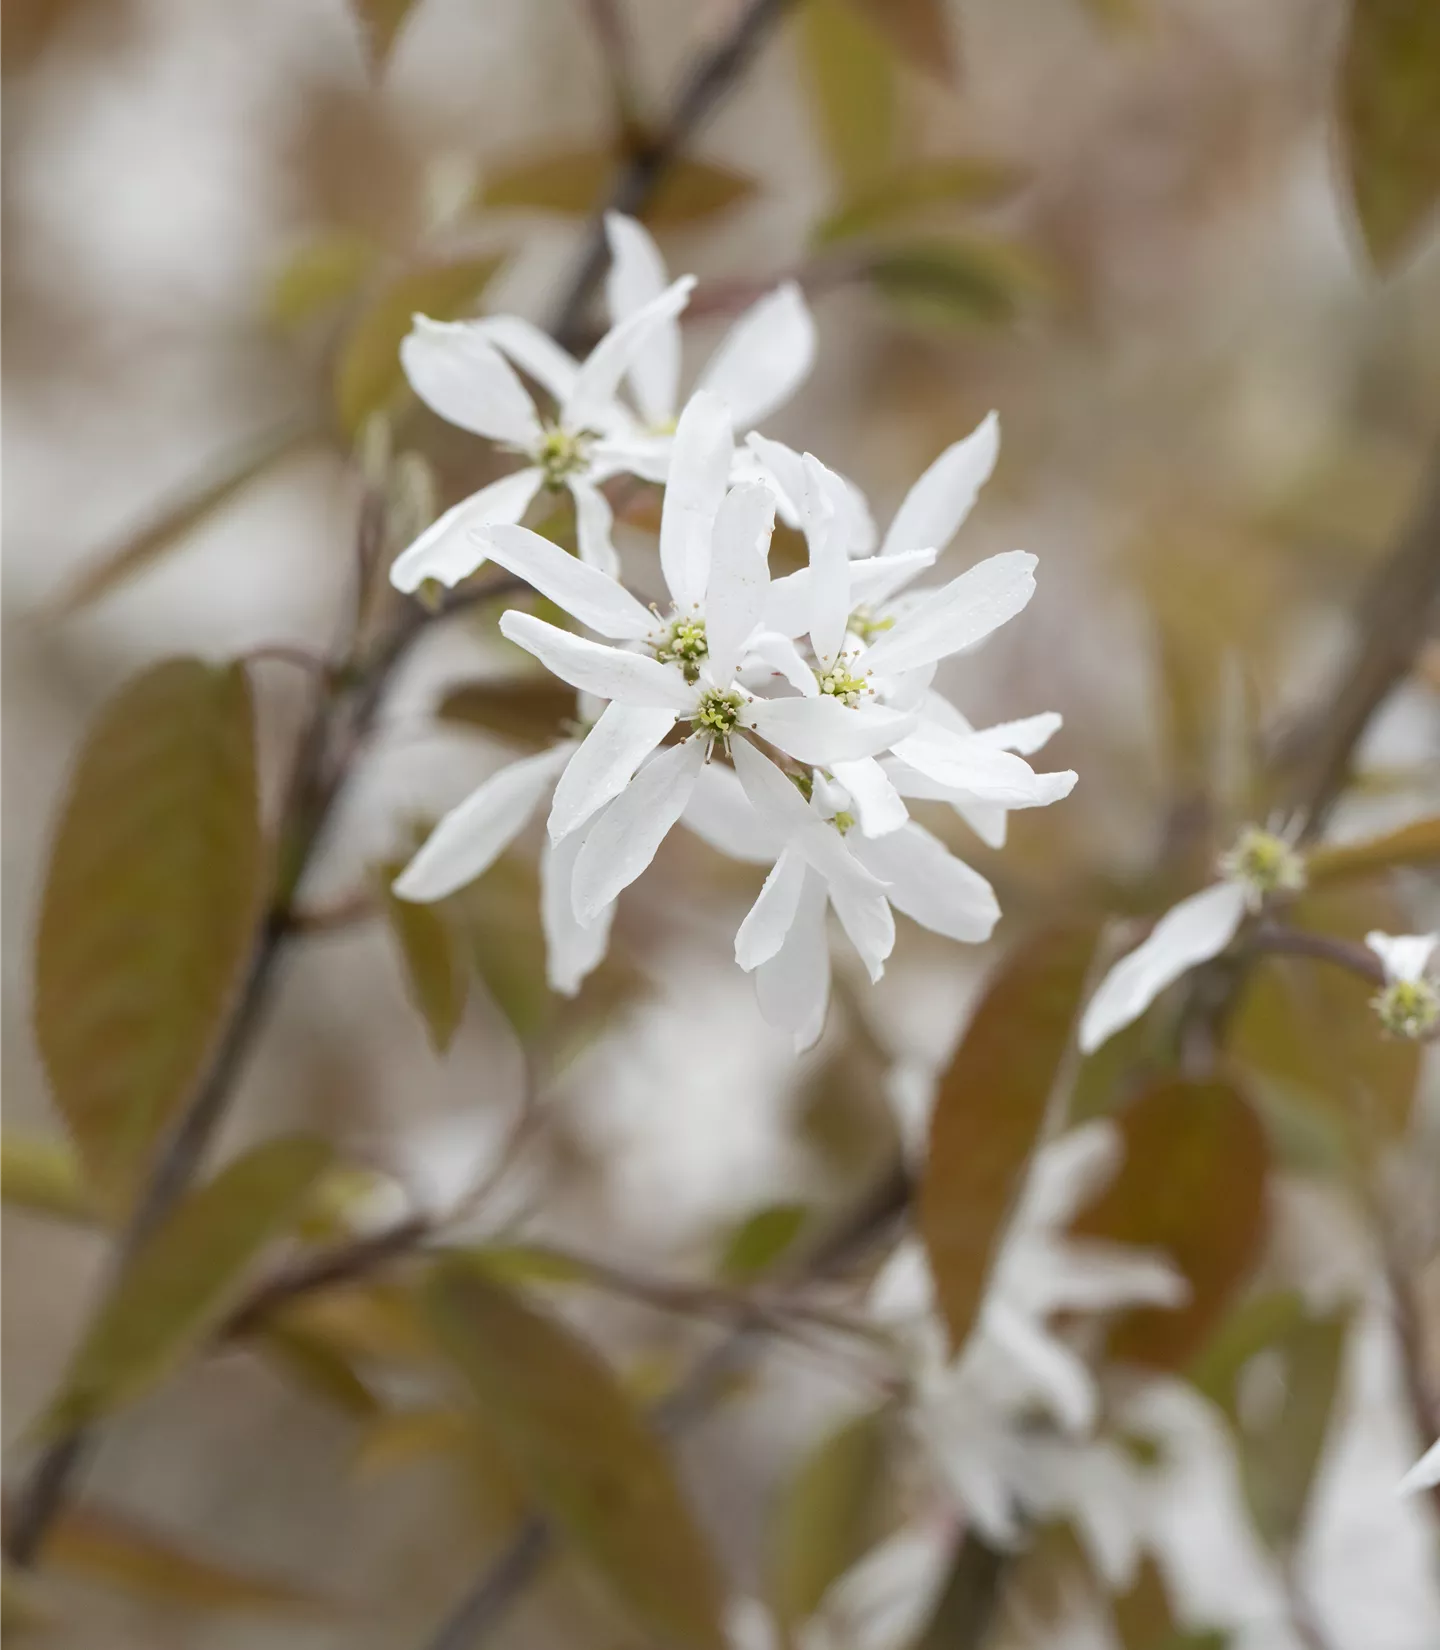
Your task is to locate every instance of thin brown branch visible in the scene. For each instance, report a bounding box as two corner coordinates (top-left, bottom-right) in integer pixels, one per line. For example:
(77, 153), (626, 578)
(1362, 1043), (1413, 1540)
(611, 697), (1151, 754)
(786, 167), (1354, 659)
(1248, 924), (1386, 986)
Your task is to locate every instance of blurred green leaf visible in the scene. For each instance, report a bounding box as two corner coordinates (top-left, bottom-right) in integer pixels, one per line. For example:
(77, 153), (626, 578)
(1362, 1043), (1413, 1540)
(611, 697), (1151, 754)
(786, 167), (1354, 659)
(459, 852), (551, 1041)
(1340, 0), (1440, 271)
(718, 1203), (812, 1281)
(867, 237), (1049, 329)
(436, 679), (578, 749)
(1188, 1289), (1307, 1425)
(1306, 815), (1440, 885)
(268, 232), (379, 329)
(39, 1137), (332, 1435)
(1073, 1080), (1269, 1371)
(1240, 1307), (1351, 1553)
(382, 866), (468, 1054)
(425, 1257), (728, 1650)
(767, 1403), (895, 1630)
(35, 659), (262, 1209)
(352, 0), (422, 73)
(53, 423), (319, 614)
(334, 254), (507, 436)
(1, 1132), (94, 1225)
(255, 1322), (381, 1420)
(850, 0), (958, 83)
(457, 1243), (593, 1287)
(814, 158), (1024, 245)
(480, 148), (759, 224)
(921, 921), (1100, 1354)
(800, 0), (898, 195)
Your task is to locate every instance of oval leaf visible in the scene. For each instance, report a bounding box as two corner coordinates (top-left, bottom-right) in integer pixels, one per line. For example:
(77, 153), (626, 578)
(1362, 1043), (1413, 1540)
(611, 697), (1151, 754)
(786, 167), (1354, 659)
(1, 1131), (94, 1226)
(480, 148), (758, 225)
(851, 0), (958, 83)
(1340, 0), (1440, 271)
(436, 679), (578, 749)
(268, 232), (379, 329)
(1071, 1079), (1269, 1371)
(814, 158), (1025, 246)
(920, 921), (1100, 1354)
(34, 659), (262, 1207)
(334, 254), (507, 436)
(800, 0), (898, 195)
(868, 237), (1049, 330)
(39, 1136), (333, 1435)
(424, 1257), (728, 1650)
(1306, 815), (1440, 885)
(381, 866), (468, 1054)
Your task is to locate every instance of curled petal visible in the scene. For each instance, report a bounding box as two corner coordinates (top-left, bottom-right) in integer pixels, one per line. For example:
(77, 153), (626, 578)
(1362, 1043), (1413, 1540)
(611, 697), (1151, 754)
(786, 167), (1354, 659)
(695, 280), (816, 431)
(881, 412), (999, 558)
(390, 468), (542, 593)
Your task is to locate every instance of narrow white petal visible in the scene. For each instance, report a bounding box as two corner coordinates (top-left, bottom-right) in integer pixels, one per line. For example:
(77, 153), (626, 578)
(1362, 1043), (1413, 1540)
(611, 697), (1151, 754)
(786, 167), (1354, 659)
(972, 711), (1063, 755)
(754, 868), (831, 1051)
(563, 275), (695, 429)
(827, 879), (894, 982)
(474, 315), (580, 406)
(694, 281), (816, 430)
(392, 743), (574, 902)
(547, 702), (674, 841)
(704, 483), (776, 683)
(954, 801), (1008, 848)
(1019, 1120), (1122, 1228)
(389, 468), (542, 592)
(803, 453), (854, 668)
(744, 698), (918, 766)
(792, 820), (889, 898)
(571, 737), (706, 920)
(850, 821), (999, 943)
(591, 432), (671, 484)
(829, 757), (908, 836)
(730, 734), (814, 837)
(742, 433), (807, 525)
(891, 725), (1076, 806)
(744, 631), (818, 696)
(863, 550), (1038, 676)
(603, 213), (679, 428)
(1365, 930), (1438, 985)
(984, 1301), (1096, 1432)
(659, 390), (733, 610)
(681, 762), (785, 864)
(849, 547), (939, 609)
(881, 411), (1000, 558)
(401, 317), (541, 444)
(476, 521), (653, 637)
(568, 476), (619, 574)
(1078, 882), (1250, 1054)
(499, 611), (693, 709)
(735, 845), (808, 971)
(1399, 1438), (1440, 1496)
(540, 827), (613, 996)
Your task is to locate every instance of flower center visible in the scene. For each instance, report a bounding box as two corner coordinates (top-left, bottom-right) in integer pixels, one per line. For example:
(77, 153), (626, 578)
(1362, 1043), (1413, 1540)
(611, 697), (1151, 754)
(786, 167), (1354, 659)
(534, 424), (595, 487)
(832, 810), (856, 834)
(1373, 978), (1439, 1040)
(693, 688), (744, 741)
(653, 615), (709, 683)
(847, 607), (894, 643)
(815, 662), (871, 708)
(1218, 826), (1305, 903)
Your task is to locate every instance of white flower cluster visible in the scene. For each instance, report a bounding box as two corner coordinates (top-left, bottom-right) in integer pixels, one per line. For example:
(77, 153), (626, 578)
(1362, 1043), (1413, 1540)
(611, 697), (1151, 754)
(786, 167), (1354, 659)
(389, 215), (1076, 1048)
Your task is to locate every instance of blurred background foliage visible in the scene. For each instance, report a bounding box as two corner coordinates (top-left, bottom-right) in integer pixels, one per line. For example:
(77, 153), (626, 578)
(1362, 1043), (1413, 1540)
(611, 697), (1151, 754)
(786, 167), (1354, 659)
(3, 1), (1440, 1647)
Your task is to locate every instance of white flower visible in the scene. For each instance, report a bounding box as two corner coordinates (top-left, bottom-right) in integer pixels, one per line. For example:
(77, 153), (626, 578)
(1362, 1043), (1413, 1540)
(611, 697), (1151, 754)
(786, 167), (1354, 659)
(389, 274), (695, 588)
(1398, 1437), (1440, 1495)
(727, 737), (1001, 1050)
(1366, 930), (1440, 1040)
(1077, 824), (1307, 1055)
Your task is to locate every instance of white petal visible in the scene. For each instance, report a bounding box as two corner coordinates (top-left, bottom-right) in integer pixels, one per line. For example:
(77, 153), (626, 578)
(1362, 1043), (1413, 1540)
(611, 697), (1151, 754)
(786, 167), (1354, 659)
(953, 801), (1008, 849)
(547, 702), (675, 841)
(568, 476), (619, 574)
(849, 547), (939, 610)
(695, 280), (816, 430)
(803, 453), (855, 668)
(603, 213), (679, 428)
(880, 411), (999, 558)
(592, 431), (671, 484)
(563, 275), (695, 429)
(571, 736), (706, 921)
(1078, 882), (1250, 1054)
(704, 483), (776, 683)
(827, 879), (894, 982)
(476, 521), (653, 637)
(1042, 1241), (1188, 1315)
(829, 758), (908, 836)
(474, 316), (580, 406)
(392, 743), (574, 902)
(1019, 1119), (1122, 1228)
(540, 826), (613, 997)
(792, 819), (889, 899)
(729, 734), (815, 837)
(499, 610), (693, 709)
(1365, 930), (1438, 985)
(862, 550), (1038, 676)
(972, 711), (1063, 755)
(984, 1301), (1096, 1432)
(743, 630), (818, 696)
(1399, 1438), (1440, 1496)
(744, 698), (918, 766)
(401, 317), (541, 444)
(659, 390), (733, 610)
(850, 822), (999, 943)
(389, 468), (543, 592)
(735, 845), (808, 971)
(742, 433), (807, 525)
(754, 868), (831, 1051)
(890, 726), (1076, 806)
(681, 761), (784, 864)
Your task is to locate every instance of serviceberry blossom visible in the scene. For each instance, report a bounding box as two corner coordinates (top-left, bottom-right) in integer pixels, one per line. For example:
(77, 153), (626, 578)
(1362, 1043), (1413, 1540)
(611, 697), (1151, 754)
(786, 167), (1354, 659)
(1366, 931), (1440, 1040)
(1078, 824), (1306, 1054)
(1399, 1436), (1440, 1496)
(389, 274), (695, 586)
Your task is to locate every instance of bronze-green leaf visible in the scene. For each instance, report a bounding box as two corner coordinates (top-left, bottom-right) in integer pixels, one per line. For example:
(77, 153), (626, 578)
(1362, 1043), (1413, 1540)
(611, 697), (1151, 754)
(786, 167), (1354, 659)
(39, 1136), (332, 1435)
(34, 659), (263, 1208)
(767, 1403), (894, 1629)
(436, 679), (578, 749)
(718, 1202), (812, 1281)
(382, 868), (468, 1054)
(334, 254), (507, 436)
(800, 0), (898, 196)
(53, 423), (319, 614)
(920, 922), (1100, 1354)
(868, 237), (1050, 329)
(1187, 1288), (1307, 1425)
(1072, 1079), (1269, 1371)
(352, 0), (422, 73)
(1340, 0), (1440, 271)
(850, 0), (958, 83)
(268, 231), (379, 329)
(813, 158), (1025, 245)
(425, 1258), (728, 1650)
(1, 1131), (94, 1225)
(480, 149), (758, 225)
(1306, 815), (1440, 885)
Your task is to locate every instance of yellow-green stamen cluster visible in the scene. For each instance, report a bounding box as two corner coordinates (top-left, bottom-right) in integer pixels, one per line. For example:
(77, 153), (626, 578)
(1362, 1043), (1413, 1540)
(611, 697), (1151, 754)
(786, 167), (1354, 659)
(1372, 978), (1439, 1040)
(832, 810), (856, 834)
(815, 663), (871, 708)
(1219, 826), (1306, 904)
(654, 616), (708, 682)
(693, 688), (744, 741)
(535, 425), (594, 488)
(847, 608), (894, 643)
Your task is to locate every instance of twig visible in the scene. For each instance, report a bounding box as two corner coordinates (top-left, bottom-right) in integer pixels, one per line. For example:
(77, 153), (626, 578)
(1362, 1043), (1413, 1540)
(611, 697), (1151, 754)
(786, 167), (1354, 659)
(550, 0), (799, 349)
(1248, 924), (1386, 986)
(585, 0), (645, 141)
